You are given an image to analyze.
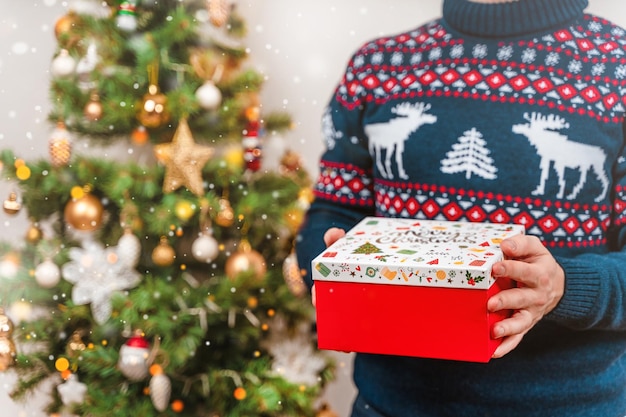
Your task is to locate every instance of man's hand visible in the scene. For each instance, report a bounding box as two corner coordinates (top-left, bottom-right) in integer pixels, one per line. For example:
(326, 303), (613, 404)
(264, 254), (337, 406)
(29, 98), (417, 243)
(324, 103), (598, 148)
(324, 227), (346, 247)
(488, 234), (565, 358)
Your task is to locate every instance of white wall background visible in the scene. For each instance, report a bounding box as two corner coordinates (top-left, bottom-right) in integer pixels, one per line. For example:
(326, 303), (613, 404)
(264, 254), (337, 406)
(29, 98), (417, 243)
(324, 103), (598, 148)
(1, 1), (625, 416)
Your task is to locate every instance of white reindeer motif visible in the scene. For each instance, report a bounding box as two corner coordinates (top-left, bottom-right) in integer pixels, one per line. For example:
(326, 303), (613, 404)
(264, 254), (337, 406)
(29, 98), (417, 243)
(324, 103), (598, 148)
(365, 102), (437, 179)
(512, 112), (609, 202)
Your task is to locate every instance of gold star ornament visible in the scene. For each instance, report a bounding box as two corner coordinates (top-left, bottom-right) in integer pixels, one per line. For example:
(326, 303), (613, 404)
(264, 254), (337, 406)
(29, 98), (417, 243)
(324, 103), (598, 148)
(154, 119), (214, 196)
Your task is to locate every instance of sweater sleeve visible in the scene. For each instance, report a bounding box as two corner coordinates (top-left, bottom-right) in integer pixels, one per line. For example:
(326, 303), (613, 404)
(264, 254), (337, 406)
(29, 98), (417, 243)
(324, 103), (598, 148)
(547, 122), (626, 331)
(549, 251), (626, 330)
(295, 51), (376, 289)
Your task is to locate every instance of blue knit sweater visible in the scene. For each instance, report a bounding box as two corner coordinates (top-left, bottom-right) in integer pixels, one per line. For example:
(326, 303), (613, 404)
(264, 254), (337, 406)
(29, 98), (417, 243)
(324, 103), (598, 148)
(296, 0), (626, 416)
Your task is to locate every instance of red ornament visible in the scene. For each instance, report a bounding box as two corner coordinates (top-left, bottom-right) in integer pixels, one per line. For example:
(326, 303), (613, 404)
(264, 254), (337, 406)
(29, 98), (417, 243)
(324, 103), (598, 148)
(126, 334), (150, 349)
(118, 331), (151, 381)
(119, 1), (136, 14)
(242, 122), (262, 172)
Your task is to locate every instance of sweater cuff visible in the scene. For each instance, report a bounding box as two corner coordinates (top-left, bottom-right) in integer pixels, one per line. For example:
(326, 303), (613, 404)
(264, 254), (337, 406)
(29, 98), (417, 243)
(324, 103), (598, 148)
(544, 257), (601, 326)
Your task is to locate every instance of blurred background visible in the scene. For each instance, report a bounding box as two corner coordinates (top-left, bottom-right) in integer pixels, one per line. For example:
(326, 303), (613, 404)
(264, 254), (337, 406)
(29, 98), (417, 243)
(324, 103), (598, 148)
(0, 1), (624, 416)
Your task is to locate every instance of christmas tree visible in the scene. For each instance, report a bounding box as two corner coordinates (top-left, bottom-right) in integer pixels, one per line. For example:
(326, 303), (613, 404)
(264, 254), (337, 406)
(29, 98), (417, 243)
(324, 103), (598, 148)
(352, 242), (382, 255)
(440, 127), (498, 180)
(0, 1), (334, 416)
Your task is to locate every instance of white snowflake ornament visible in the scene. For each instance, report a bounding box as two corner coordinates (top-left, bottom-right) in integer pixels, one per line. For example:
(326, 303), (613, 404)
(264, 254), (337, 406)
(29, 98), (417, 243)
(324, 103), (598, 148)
(262, 318), (327, 386)
(267, 335), (327, 386)
(57, 374), (87, 405)
(62, 241), (141, 324)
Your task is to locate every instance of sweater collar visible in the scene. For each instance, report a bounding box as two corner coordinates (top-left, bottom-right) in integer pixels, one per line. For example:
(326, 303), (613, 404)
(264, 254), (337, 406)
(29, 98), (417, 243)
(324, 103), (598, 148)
(442, 0), (589, 38)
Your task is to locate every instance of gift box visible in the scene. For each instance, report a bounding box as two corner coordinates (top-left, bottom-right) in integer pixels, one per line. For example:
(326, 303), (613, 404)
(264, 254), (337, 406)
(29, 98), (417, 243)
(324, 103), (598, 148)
(311, 217), (525, 363)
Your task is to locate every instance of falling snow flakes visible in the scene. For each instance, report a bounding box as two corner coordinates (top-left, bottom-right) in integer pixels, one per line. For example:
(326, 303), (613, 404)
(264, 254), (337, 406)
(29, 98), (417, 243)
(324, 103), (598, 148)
(10, 42), (30, 55)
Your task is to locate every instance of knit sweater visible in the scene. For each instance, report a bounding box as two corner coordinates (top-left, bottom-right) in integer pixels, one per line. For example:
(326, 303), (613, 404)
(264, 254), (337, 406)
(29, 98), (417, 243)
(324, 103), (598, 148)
(295, 0), (626, 416)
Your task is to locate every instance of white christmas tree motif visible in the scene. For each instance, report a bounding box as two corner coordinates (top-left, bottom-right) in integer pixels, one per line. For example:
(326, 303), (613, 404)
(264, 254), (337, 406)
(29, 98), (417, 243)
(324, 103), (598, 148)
(440, 128), (498, 180)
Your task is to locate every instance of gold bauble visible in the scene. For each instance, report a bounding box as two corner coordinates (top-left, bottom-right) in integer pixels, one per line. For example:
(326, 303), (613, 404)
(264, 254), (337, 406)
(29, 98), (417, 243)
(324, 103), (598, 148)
(282, 251), (307, 297)
(15, 164), (31, 181)
(0, 309), (16, 371)
(0, 309), (14, 337)
(152, 237), (176, 267)
(175, 200), (196, 222)
(84, 92), (103, 122)
(280, 149), (303, 173)
(66, 331), (86, 359)
(64, 192), (104, 231)
(137, 84), (170, 128)
(49, 121), (72, 167)
(215, 198), (234, 227)
(284, 206), (304, 234)
(25, 223), (43, 244)
(0, 337), (16, 371)
(3, 192), (21, 215)
(222, 146), (244, 171)
(298, 187), (315, 205)
(54, 12), (78, 39)
(225, 241), (266, 281)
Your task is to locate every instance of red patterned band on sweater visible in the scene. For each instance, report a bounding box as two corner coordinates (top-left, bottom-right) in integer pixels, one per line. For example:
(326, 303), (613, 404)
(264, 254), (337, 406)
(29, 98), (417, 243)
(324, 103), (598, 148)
(314, 161), (374, 207)
(336, 17), (626, 123)
(374, 179), (614, 249)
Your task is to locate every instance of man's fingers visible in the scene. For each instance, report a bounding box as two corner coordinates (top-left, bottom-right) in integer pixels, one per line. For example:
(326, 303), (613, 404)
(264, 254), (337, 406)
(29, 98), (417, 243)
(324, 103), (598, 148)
(492, 334), (524, 358)
(500, 234), (546, 260)
(492, 257), (544, 289)
(492, 309), (533, 338)
(323, 227), (345, 247)
(491, 311), (532, 358)
(488, 286), (535, 312)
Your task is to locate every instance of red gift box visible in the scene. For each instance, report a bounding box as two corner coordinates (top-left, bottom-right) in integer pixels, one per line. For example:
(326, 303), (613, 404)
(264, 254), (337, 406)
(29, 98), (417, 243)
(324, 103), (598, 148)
(311, 217), (524, 363)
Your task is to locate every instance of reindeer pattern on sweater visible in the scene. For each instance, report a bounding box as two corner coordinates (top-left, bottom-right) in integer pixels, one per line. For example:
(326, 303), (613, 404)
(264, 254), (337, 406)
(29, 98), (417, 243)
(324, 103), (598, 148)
(511, 112), (609, 202)
(361, 104), (609, 202)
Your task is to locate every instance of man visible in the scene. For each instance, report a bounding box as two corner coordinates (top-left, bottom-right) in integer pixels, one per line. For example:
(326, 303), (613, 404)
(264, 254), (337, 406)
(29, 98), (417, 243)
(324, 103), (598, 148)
(296, 0), (626, 416)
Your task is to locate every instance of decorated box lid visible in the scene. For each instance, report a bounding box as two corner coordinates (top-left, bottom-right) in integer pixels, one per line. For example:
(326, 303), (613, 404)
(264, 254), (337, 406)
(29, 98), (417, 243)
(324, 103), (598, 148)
(311, 217), (525, 290)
